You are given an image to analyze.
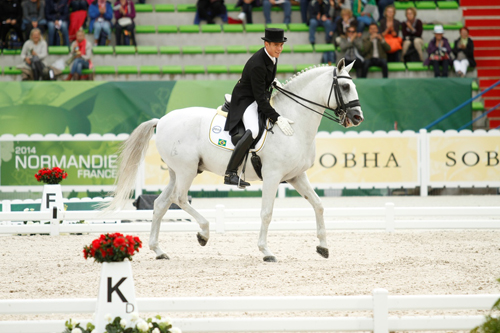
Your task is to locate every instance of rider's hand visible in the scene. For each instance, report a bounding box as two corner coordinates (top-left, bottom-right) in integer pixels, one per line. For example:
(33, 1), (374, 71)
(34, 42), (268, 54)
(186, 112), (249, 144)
(276, 116), (294, 136)
(272, 78), (283, 89)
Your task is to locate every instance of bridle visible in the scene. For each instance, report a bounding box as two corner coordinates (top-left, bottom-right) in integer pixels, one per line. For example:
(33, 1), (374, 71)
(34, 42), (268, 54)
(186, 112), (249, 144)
(273, 67), (361, 126)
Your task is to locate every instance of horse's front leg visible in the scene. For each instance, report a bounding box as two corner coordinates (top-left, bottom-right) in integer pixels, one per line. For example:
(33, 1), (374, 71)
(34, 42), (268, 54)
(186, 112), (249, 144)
(287, 172), (329, 258)
(258, 178), (281, 262)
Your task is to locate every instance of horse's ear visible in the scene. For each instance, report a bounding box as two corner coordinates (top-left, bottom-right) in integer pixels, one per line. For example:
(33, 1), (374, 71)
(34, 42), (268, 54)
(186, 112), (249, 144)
(343, 59), (355, 74)
(336, 58), (346, 72)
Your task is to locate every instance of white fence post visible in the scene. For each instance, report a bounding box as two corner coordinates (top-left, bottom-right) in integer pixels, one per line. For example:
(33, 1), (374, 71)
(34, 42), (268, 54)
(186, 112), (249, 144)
(419, 128), (429, 197)
(385, 202), (395, 232)
(216, 204), (225, 234)
(50, 207), (60, 236)
(1, 200), (11, 225)
(373, 288), (389, 333)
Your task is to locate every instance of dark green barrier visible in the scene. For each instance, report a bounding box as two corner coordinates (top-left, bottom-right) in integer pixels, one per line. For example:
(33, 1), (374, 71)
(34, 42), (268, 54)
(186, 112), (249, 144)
(0, 78), (472, 135)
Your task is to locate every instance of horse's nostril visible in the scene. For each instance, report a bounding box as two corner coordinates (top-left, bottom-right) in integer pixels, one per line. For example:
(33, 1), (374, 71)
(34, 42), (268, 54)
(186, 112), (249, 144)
(354, 115), (362, 121)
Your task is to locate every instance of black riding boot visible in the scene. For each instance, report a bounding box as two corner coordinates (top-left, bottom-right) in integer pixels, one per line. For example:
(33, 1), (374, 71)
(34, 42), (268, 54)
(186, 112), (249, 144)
(224, 129), (253, 188)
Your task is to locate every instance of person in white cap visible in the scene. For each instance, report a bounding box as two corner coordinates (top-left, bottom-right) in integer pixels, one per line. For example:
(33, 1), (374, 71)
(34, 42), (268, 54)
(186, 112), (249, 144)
(424, 24), (452, 77)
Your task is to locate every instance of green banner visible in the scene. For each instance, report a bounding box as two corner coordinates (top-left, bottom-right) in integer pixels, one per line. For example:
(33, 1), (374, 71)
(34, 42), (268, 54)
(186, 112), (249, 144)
(0, 140), (121, 186)
(0, 78), (472, 136)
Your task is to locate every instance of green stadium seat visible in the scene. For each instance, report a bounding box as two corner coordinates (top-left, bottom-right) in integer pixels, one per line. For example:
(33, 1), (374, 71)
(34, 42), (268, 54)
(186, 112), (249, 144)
(157, 25), (178, 33)
(159, 46), (181, 54)
(266, 23), (288, 31)
(245, 24), (266, 33)
(406, 62), (428, 71)
(472, 81), (479, 91)
(202, 24), (222, 33)
(136, 25), (156, 33)
(115, 46), (136, 55)
(225, 3), (239, 12)
(277, 64), (295, 73)
(368, 66), (382, 72)
(117, 66), (138, 74)
(92, 46), (114, 55)
(94, 66), (116, 75)
(227, 45), (248, 54)
(205, 45), (225, 54)
(182, 46), (203, 54)
(179, 25), (200, 33)
(154, 4), (175, 12)
(314, 44), (335, 52)
(176, 4), (197, 12)
(162, 65), (183, 74)
(296, 64), (315, 71)
(288, 23), (309, 32)
(135, 4), (153, 12)
(82, 69), (93, 75)
(282, 44), (292, 53)
(291, 5), (300, 11)
(394, 1), (415, 10)
(223, 24), (244, 33)
(472, 101), (484, 111)
(48, 46), (70, 55)
(140, 65), (161, 74)
(2, 49), (21, 55)
(415, 1), (436, 9)
(207, 65), (228, 74)
(137, 46), (158, 54)
(249, 45), (263, 53)
(293, 44), (314, 53)
(184, 65), (206, 74)
(4, 66), (22, 75)
(62, 67), (70, 75)
(229, 65), (244, 74)
(443, 23), (463, 30)
(437, 1), (459, 9)
(388, 62), (406, 71)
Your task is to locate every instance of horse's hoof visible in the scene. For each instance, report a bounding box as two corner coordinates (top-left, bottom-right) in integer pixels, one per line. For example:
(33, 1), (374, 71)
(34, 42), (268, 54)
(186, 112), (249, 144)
(156, 253), (170, 260)
(263, 256), (277, 262)
(316, 246), (329, 258)
(197, 233), (208, 246)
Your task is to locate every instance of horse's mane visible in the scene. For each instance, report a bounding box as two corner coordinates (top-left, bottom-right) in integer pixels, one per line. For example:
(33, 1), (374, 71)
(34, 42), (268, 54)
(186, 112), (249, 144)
(283, 64), (334, 90)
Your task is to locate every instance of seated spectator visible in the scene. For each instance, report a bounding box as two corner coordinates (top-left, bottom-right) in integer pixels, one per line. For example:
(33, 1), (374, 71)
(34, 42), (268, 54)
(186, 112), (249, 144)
(19, 27), (47, 80)
(452, 27), (475, 78)
(401, 7), (423, 62)
(338, 26), (364, 77)
(22, 0), (46, 41)
(300, 0), (310, 23)
(377, 0), (393, 22)
(235, 0), (261, 24)
(334, 8), (357, 41)
(196, 0), (227, 24)
(352, 0), (377, 36)
(45, 0), (70, 46)
(68, 0), (89, 42)
(331, 0), (351, 24)
(361, 22), (390, 78)
(424, 25), (452, 78)
(114, 0), (135, 45)
(379, 4), (401, 62)
(88, 0), (113, 45)
(0, 0), (25, 49)
(309, 0), (333, 45)
(262, 0), (291, 24)
(65, 28), (92, 80)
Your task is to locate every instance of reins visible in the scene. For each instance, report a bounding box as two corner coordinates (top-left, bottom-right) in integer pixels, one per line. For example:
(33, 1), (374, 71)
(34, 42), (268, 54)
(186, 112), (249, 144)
(273, 67), (361, 126)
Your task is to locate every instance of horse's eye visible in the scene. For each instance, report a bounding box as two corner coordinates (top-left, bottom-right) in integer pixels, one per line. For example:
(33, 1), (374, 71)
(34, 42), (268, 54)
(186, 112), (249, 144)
(342, 84), (350, 91)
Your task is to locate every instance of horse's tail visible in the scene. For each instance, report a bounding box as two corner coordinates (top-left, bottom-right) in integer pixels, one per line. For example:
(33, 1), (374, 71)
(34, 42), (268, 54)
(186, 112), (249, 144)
(101, 118), (159, 212)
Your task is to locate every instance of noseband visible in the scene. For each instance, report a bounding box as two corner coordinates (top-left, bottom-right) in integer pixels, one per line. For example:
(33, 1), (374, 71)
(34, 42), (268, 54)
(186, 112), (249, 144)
(274, 67), (361, 126)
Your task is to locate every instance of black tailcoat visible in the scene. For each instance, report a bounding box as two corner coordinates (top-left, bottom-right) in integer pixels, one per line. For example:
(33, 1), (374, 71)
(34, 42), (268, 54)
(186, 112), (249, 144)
(224, 47), (280, 133)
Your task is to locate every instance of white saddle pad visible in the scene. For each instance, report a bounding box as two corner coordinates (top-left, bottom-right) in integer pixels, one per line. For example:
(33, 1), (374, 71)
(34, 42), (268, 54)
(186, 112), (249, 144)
(208, 111), (269, 152)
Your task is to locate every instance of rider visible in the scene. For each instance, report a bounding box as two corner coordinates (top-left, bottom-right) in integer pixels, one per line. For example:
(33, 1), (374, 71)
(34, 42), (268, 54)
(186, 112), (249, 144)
(223, 27), (295, 188)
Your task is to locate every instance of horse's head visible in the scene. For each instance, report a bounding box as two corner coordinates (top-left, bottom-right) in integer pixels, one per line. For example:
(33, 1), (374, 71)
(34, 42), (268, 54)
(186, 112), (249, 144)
(332, 58), (364, 128)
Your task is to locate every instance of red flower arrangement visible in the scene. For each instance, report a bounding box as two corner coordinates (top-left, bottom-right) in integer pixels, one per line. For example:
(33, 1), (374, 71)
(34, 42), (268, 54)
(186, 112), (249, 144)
(35, 167), (68, 184)
(83, 233), (142, 263)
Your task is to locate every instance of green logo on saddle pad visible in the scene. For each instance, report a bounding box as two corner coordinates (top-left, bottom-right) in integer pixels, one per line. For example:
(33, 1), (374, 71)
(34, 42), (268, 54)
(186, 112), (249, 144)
(218, 139), (227, 147)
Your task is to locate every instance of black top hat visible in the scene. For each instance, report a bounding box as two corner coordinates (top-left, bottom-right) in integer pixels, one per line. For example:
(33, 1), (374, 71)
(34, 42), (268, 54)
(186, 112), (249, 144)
(261, 28), (287, 43)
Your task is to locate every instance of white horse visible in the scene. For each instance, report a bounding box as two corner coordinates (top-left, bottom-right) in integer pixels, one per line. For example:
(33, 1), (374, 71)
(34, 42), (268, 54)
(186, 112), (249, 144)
(104, 58), (364, 262)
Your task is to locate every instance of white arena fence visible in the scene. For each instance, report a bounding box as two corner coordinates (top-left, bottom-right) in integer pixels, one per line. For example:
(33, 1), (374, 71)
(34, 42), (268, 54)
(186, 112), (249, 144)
(0, 202), (499, 236)
(1, 289), (499, 333)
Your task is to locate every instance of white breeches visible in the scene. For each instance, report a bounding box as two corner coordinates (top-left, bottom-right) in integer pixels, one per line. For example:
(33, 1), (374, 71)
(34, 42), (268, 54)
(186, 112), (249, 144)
(242, 101), (259, 139)
(453, 59), (469, 75)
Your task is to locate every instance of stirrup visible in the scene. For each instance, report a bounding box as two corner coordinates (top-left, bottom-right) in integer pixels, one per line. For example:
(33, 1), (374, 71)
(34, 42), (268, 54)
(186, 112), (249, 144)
(224, 172), (250, 188)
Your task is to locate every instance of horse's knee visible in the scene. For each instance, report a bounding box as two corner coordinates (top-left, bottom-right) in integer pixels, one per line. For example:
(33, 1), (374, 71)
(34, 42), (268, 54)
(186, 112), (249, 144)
(260, 210), (272, 224)
(315, 203), (324, 216)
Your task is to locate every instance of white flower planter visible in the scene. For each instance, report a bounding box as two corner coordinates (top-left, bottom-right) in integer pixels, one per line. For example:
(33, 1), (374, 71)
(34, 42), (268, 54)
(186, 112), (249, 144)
(94, 259), (138, 333)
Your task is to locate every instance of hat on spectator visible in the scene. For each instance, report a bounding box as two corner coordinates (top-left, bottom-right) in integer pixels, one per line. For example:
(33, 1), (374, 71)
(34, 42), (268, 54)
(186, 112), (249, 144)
(433, 25), (444, 34)
(262, 28), (287, 43)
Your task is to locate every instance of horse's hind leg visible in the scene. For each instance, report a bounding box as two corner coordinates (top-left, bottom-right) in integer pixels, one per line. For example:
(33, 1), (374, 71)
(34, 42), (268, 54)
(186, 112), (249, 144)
(287, 172), (329, 258)
(150, 170), (176, 259)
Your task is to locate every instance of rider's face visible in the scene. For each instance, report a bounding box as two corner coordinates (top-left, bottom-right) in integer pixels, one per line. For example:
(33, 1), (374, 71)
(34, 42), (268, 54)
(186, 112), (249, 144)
(265, 42), (284, 58)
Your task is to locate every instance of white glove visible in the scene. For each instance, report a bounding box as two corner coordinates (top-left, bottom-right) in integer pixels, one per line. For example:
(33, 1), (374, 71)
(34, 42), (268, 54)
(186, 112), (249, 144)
(272, 78), (283, 89)
(276, 116), (294, 136)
